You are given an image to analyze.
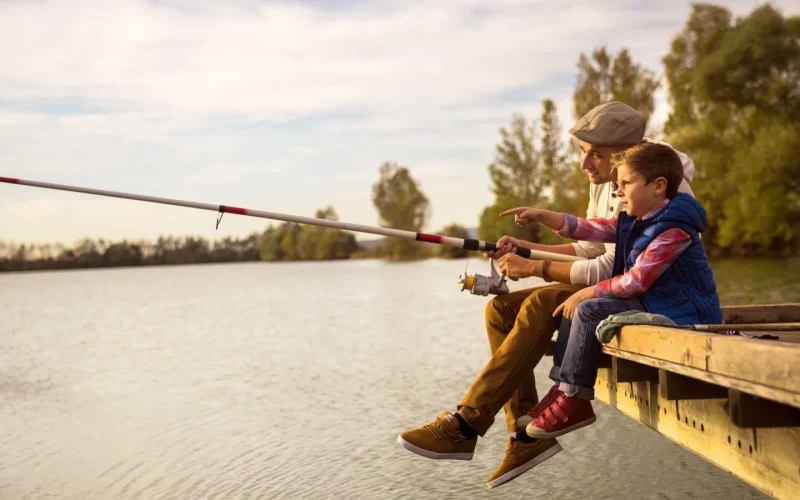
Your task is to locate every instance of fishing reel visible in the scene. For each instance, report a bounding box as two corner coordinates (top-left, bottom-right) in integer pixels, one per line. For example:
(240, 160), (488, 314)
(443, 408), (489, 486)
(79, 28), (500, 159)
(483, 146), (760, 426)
(457, 257), (509, 296)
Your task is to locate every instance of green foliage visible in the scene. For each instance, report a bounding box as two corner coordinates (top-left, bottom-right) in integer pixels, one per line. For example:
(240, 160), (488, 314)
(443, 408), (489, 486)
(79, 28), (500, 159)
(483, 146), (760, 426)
(573, 46), (660, 125)
(662, 4), (732, 134)
(663, 3), (800, 255)
(478, 112), (549, 244)
(258, 207), (358, 261)
(371, 162), (431, 260)
(0, 234), (261, 272)
(539, 99), (586, 223)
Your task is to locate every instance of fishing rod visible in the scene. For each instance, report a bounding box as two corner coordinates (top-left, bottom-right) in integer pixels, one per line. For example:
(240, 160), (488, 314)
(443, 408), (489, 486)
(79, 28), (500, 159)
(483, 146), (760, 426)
(687, 323), (799, 333)
(0, 175), (584, 296)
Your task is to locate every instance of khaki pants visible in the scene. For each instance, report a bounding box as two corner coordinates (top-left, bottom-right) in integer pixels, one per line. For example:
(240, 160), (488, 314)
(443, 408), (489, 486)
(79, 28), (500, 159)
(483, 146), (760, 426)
(457, 283), (586, 436)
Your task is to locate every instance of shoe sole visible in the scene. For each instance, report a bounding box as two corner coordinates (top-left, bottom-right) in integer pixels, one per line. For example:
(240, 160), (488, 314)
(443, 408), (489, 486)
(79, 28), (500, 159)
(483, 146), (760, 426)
(525, 415), (597, 439)
(396, 435), (474, 460)
(486, 442), (563, 489)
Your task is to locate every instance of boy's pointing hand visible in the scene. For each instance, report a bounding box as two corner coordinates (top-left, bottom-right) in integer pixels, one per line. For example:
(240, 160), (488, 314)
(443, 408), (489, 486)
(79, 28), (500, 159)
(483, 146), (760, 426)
(499, 207), (543, 227)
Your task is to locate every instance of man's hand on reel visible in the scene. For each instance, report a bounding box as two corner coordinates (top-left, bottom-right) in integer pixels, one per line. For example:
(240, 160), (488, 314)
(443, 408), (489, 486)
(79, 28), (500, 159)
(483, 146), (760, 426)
(498, 253), (536, 281)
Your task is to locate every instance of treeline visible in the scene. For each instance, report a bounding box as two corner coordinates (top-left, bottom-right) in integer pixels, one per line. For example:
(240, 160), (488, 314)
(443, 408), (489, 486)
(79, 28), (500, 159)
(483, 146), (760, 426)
(0, 235), (261, 272)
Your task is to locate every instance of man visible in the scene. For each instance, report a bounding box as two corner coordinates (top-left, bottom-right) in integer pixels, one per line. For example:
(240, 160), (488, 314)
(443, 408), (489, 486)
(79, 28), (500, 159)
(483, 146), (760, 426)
(396, 102), (697, 488)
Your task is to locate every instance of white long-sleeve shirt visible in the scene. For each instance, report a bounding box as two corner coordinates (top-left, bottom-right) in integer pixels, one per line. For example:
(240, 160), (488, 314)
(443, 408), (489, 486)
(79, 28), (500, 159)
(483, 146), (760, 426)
(568, 141), (696, 286)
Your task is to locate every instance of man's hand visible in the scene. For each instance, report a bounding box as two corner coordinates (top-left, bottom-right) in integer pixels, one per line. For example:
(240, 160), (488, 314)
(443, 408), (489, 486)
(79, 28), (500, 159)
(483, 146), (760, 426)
(499, 207), (544, 227)
(498, 253), (535, 280)
(553, 287), (595, 320)
(485, 235), (522, 258)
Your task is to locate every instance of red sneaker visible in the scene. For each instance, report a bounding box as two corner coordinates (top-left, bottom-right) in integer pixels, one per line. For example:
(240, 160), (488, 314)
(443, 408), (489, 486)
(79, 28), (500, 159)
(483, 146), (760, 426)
(516, 384), (562, 429)
(525, 393), (596, 438)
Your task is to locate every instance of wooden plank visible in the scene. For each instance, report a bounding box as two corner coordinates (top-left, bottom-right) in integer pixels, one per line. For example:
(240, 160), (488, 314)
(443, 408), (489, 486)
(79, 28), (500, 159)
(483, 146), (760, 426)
(614, 357), (658, 383)
(728, 390), (800, 429)
(706, 335), (800, 395)
(607, 324), (710, 370)
(603, 347), (800, 410)
(723, 303), (800, 324)
(595, 367), (800, 500)
(609, 325), (800, 397)
(659, 370), (728, 400)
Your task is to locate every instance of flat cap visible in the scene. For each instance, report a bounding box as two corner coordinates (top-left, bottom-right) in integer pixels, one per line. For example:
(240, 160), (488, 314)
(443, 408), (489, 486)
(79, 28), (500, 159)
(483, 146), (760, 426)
(568, 101), (646, 146)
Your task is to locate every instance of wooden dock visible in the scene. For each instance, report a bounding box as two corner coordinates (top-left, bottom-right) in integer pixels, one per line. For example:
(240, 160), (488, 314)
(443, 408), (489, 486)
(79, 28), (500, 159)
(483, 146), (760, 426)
(550, 303), (800, 500)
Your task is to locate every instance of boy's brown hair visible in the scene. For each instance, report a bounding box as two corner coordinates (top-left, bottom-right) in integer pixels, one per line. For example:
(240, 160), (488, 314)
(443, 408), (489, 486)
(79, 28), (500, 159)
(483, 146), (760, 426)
(612, 142), (684, 198)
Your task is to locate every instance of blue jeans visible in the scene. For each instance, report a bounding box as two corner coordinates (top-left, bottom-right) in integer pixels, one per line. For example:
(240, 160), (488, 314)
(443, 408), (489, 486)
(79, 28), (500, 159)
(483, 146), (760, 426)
(549, 297), (643, 399)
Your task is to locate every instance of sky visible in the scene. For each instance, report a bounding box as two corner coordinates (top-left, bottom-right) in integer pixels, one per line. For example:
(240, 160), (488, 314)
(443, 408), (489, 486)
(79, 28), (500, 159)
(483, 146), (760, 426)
(1, 0), (798, 246)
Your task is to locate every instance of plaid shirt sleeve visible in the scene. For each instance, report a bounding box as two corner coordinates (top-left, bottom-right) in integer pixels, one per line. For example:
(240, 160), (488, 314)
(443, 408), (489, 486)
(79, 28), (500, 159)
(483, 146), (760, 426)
(556, 214), (618, 243)
(593, 228), (693, 299)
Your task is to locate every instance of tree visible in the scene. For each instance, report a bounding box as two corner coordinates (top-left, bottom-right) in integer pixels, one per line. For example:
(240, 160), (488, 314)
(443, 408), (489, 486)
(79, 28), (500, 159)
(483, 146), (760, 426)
(371, 162), (430, 260)
(540, 99), (568, 196)
(538, 99), (582, 221)
(478, 113), (546, 244)
(302, 207), (359, 260)
(257, 207), (358, 262)
(662, 4), (733, 134)
(574, 47), (660, 125)
(663, 3), (800, 255)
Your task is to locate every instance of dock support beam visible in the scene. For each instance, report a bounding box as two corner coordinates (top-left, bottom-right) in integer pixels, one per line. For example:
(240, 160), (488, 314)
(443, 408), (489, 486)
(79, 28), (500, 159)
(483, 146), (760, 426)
(595, 366), (800, 500)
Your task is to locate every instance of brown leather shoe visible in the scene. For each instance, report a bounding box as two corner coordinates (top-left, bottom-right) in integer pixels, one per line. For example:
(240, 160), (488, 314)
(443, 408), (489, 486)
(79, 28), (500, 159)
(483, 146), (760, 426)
(397, 412), (477, 460)
(486, 437), (562, 489)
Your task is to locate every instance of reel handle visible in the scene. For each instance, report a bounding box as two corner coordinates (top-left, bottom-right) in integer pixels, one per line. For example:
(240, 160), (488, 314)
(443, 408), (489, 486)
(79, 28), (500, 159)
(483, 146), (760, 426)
(484, 242), (585, 262)
(483, 242), (532, 259)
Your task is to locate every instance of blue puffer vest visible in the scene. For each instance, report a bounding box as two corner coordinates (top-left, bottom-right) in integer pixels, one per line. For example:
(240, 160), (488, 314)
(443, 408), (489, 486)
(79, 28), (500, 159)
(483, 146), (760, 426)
(612, 193), (723, 326)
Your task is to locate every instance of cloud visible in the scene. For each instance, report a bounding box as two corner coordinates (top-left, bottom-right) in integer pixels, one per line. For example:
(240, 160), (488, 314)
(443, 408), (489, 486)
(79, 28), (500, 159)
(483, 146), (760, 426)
(1, 0), (799, 244)
(0, 0), (694, 117)
(184, 161), (292, 187)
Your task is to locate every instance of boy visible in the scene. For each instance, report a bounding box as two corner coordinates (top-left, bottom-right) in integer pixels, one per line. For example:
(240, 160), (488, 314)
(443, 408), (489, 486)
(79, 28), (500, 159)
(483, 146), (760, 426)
(498, 141), (722, 439)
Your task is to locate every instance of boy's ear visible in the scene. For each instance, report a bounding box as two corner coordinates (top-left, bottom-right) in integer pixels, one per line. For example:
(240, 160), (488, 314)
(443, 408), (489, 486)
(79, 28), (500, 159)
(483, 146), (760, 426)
(653, 176), (668, 195)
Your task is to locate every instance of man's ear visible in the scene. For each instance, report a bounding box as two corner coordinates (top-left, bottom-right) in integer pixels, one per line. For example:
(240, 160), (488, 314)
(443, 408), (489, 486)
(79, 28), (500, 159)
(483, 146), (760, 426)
(653, 177), (668, 196)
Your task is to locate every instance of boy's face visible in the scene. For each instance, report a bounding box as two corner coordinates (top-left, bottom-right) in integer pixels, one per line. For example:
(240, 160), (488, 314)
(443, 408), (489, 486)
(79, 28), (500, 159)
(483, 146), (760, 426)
(578, 141), (627, 185)
(614, 163), (668, 218)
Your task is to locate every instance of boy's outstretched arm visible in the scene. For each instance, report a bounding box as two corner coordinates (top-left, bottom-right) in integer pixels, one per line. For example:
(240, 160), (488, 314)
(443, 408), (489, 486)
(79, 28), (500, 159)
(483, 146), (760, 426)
(499, 207), (566, 232)
(499, 207), (617, 243)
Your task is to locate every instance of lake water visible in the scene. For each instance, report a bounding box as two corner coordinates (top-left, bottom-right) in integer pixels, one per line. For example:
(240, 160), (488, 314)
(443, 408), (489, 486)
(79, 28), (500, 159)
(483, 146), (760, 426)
(2, 258), (798, 499)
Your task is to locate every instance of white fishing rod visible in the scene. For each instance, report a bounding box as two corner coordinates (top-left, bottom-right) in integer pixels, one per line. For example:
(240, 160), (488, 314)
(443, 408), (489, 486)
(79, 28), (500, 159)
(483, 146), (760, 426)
(0, 175), (585, 295)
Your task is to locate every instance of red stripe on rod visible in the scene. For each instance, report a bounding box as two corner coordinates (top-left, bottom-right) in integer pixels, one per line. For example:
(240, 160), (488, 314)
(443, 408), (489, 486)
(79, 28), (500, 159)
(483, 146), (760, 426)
(0, 176), (20, 184)
(417, 233), (443, 244)
(224, 206), (248, 215)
